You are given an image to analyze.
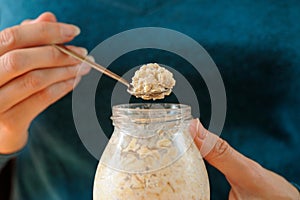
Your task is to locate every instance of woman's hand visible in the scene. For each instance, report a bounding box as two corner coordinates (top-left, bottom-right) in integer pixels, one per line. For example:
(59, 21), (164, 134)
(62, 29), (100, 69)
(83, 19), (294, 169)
(190, 119), (299, 200)
(0, 12), (91, 154)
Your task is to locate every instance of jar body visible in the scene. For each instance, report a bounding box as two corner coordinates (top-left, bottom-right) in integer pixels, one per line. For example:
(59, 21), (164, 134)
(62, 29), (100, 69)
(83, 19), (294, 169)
(93, 104), (210, 200)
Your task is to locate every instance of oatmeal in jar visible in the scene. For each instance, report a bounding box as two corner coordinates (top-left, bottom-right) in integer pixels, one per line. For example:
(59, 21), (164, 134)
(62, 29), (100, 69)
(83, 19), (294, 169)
(93, 104), (210, 200)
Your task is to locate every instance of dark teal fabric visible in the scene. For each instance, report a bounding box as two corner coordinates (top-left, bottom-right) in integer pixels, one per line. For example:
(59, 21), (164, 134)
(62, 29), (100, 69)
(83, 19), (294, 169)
(0, 1), (300, 199)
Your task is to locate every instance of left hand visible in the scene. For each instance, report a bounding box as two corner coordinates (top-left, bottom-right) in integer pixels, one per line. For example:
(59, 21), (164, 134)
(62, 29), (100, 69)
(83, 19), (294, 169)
(190, 118), (300, 200)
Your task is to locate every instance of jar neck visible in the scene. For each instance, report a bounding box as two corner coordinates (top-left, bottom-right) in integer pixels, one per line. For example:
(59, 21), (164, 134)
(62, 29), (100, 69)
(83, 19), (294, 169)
(111, 103), (192, 137)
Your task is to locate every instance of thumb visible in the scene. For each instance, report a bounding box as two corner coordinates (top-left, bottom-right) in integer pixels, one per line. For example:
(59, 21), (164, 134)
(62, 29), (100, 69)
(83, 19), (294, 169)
(190, 118), (263, 186)
(21, 12), (57, 25)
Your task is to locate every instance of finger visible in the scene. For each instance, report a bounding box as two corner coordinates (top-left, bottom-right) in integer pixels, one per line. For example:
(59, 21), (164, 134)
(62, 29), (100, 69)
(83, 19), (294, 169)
(21, 12), (57, 25)
(0, 62), (91, 113)
(190, 119), (264, 186)
(0, 45), (87, 86)
(33, 12), (57, 23)
(3, 77), (82, 131)
(0, 22), (80, 55)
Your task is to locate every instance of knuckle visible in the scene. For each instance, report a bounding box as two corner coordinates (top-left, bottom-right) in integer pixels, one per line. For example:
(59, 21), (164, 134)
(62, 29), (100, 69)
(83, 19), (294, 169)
(38, 22), (49, 36)
(212, 138), (232, 158)
(22, 71), (43, 90)
(37, 87), (53, 102)
(37, 22), (56, 41)
(21, 19), (31, 25)
(1, 52), (20, 73)
(37, 80), (74, 103)
(48, 46), (61, 62)
(38, 22), (59, 40)
(0, 27), (17, 48)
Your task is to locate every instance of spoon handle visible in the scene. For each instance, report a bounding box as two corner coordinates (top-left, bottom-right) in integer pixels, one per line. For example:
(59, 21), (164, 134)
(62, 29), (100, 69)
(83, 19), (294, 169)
(53, 44), (130, 88)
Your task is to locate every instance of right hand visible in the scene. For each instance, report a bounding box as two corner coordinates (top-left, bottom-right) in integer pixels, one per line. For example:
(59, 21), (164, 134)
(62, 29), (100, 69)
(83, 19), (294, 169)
(0, 12), (91, 154)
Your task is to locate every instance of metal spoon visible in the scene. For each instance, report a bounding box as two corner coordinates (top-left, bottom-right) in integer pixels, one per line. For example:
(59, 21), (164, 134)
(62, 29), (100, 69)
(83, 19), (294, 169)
(53, 44), (169, 98)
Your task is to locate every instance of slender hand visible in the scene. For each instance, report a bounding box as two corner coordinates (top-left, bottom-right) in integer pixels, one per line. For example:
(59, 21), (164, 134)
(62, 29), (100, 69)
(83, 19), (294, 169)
(190, 119), (299, 200)
(0, 12), (91, 154)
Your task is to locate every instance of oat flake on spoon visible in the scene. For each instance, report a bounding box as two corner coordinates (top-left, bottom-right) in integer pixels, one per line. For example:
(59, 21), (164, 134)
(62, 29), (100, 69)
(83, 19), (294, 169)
(129, 63), (176, 100)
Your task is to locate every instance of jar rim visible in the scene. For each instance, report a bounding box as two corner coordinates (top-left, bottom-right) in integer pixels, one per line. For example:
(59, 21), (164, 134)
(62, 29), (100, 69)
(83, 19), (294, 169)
(112, 103), (192, 124)
(112, 103), (190, 112)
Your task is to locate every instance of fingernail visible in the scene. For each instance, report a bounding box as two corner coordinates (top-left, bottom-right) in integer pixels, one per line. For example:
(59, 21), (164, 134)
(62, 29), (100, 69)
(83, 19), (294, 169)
(79, 63), (91, 74)
(61, 24), (81, 37)
(199, 128), (208, 140)
(67, 46), (88, 56)
(75, 47), (88, 56)
(86, 55), (95, 62)
(80, 56), (94, 74)
(79, 48), (88, 56)
(78, 56), (94, 74)
(190, 118), (208, 140)
(190, 118), (199, 138)
(196, 119), (208, 139)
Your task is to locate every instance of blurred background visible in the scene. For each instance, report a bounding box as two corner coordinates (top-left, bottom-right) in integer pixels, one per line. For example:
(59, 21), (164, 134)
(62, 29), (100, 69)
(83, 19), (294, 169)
(1, 0), (300, 199)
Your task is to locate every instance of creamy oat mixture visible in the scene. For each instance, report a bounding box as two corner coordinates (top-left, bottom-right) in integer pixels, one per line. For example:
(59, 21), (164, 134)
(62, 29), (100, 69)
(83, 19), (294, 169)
(129, 63), (176, 100)
(93, 121), (209, 200)
(93, 143), (209, 200)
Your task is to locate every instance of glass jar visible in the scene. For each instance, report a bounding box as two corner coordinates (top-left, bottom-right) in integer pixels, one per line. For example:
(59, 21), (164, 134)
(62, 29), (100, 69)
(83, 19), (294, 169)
(93, 103), (210, 200)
